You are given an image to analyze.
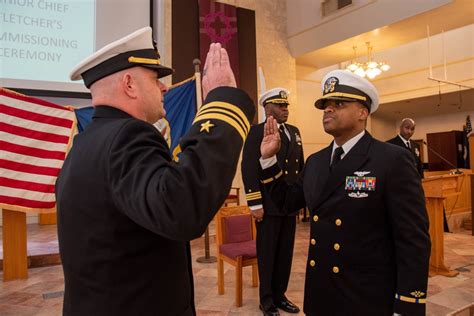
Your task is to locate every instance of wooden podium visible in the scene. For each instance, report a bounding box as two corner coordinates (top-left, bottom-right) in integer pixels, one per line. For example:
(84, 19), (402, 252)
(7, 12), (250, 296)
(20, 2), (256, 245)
(2, 208), (56, 281)
(422, 174), (462, 277)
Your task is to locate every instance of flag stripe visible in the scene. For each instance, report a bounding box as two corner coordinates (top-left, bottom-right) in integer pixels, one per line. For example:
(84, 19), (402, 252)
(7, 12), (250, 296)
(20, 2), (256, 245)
(0, 95), (76, 120)
(0, 158), (60, 176)
(0, 176), (55, 193)
(1, 89), (70, 112)
(0, 104), (73, 129)
(0, 167), (57, 183)
(0, 151), (64, 169)
(0, 140), (65, 160)
(1, 113), (73, 136)
(0, 122), (70, 144)
(0, 89), (75, 211)
(0, 131), (69, 152)
(0, 194), (55, 209)
(0, 185), (55, 201)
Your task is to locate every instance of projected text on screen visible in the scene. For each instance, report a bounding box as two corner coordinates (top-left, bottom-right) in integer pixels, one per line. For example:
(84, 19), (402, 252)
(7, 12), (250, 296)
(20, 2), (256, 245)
(0, 0), (95, 84)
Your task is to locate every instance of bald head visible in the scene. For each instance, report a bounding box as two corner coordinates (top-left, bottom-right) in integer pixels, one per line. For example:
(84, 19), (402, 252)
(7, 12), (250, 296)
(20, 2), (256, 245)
(400, 118), (415, 140)
(89, 71), (123, 103)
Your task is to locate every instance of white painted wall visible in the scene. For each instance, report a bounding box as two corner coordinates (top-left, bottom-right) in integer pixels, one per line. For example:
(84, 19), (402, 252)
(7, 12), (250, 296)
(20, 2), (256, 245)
(371, 115), (397, 142)
(294, 77), (332, 157)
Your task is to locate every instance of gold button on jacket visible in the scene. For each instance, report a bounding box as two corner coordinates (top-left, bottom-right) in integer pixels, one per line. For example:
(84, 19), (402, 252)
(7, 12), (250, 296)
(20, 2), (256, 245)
(332, 266), (340, 273)
(310, 260), (316, 267)
(313, 215), (319, 222)
(311, 239), (316, 245)
(335, 218), (342, 226)
(334, 243), (340, 251)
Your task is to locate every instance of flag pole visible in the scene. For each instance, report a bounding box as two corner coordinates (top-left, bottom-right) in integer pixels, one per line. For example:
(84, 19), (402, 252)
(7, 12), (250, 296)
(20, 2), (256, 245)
(193, 59), (203, 109)
(194, 58), (217, 264)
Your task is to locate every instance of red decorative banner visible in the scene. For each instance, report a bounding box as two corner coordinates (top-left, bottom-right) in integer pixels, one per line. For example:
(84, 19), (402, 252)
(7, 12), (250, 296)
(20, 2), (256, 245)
(199, 0), (240, 86)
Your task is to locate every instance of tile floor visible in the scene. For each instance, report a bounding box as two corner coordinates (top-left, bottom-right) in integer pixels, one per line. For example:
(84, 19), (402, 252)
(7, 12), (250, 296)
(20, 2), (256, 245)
(0, 222), (473, 315)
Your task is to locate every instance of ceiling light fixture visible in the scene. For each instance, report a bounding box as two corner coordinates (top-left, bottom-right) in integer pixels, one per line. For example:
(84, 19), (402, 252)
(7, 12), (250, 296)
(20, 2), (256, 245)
(345, 42), (390, 79)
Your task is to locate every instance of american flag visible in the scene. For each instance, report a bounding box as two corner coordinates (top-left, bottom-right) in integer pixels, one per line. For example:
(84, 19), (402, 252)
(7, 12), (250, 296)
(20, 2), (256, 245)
(0, 88), (76, 211)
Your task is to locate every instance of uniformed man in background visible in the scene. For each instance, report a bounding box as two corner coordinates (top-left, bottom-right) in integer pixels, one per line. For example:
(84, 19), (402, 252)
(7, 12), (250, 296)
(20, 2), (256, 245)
(56, 27), (255, 316)
(259, 70), (431, 316)
(242, 88), (304, 316)
(387, 118), (424, 178)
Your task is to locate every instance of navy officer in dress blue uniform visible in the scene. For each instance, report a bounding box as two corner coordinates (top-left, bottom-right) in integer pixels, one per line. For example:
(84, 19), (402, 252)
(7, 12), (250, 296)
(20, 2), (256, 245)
(387, 118), (424, 178)
(56, 27), (255, 316)
(241, 88), (304, 316)
(258, 70), (431, 315)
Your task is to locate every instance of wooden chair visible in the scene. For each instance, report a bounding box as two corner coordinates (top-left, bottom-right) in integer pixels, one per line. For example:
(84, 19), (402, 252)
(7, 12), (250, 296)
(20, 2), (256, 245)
(224, 187), (240, 206)
(215, 205), (258, 307)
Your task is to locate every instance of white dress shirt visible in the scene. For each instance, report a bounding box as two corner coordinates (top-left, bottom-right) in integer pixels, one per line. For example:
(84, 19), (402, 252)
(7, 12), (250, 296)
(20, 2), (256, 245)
(330, 130), (366, 164)
(397, 134), (411, 149)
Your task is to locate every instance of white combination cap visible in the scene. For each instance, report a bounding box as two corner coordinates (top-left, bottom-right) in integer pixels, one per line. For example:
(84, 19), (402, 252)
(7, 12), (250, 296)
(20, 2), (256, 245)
(258, 87), (290, 107)
(314, 70), (379, 113)
(70, 27), (173, 88)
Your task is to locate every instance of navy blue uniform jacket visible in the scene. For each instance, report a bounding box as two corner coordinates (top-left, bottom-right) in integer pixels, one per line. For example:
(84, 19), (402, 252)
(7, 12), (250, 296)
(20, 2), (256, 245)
(261, 132), (431, 316)
(56, 87), (255, 316)
(242, 122), (304, 215)
(387, 136), (424, 178)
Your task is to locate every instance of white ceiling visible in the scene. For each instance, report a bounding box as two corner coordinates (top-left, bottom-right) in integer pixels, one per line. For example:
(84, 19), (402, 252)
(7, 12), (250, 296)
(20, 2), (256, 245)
(292, 0), (474, 121)
(295, 0), (474, 69)
(373, 88), (474, 121)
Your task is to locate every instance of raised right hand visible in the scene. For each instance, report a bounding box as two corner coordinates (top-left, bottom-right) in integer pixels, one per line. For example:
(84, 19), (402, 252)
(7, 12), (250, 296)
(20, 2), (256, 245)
(201, 43), (237, 100)
(261, 116), (281, 159)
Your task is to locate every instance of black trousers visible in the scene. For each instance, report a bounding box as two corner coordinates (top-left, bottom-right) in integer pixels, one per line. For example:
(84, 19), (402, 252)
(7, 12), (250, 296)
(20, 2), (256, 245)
(256, 215), (296, 307)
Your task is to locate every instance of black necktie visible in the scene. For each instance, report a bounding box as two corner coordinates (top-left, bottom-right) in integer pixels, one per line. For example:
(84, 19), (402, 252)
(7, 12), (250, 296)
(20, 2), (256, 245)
(406, 141), (411, 149)
(279, 125), (289, 145)
(331, 147), (344, 167)
(279, 125), (286, 138)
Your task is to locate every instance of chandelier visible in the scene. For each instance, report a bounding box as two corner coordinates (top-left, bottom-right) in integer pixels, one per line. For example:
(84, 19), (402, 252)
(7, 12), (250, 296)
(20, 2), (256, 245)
(345, 42), (390, 79)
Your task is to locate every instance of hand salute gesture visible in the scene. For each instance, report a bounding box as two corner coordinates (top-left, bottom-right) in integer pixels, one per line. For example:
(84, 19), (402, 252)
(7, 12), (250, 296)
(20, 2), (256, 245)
(261, 116), (281, 159)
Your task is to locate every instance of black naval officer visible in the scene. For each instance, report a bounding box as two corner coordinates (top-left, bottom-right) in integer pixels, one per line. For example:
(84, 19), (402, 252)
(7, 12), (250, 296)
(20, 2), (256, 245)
(387, 118), (424, 178)
(259, 70), (431, 315)
(55, 27), (255, 316)
(241, 87), (304, 316)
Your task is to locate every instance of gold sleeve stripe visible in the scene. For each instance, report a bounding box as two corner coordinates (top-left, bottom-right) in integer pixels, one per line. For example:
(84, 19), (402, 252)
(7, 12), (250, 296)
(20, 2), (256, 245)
(261, 170), (283, 184)
(246, 192), (262, 198)
(172, 145), (182, 162)
(246, 193), (262, 199)
(395, 294), (426, 304)
(196, 107), (248, 135)
(322, 92), (367, 102)
(198, 102), (250, 132)
(193, 113), (246, 141)
(197, 106), (249, 134)
(246, 195), (262, 201)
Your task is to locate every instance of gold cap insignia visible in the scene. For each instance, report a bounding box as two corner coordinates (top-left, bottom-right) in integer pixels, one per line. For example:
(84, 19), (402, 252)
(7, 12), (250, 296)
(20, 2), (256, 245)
(324, 77), (339, 94)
